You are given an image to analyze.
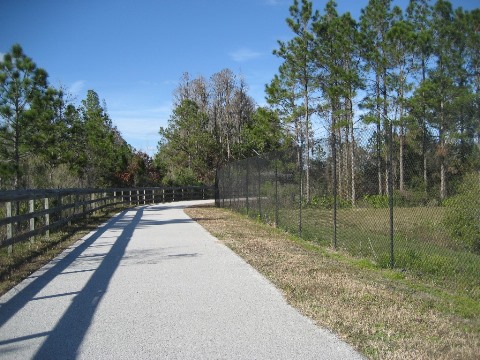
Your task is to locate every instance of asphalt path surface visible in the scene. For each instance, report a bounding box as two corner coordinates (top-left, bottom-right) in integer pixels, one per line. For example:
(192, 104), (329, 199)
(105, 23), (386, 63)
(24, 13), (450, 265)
(0, 200), (364, 359)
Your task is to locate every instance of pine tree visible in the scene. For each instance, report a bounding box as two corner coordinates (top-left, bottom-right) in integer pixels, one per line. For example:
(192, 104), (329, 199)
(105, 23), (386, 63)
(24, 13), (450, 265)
(360, 0), (395, 196)
(158, 99), (218, 184)
(313, 0), (361, 205)
(0, 44), (49, 189)
(386, 7), (416, 192)
(79, 90), (129, 187)
(466, 9), (480, 154)
(407, 0), (433, 192)
(273, 0), (318, 201)
(429, 0), (463, 199)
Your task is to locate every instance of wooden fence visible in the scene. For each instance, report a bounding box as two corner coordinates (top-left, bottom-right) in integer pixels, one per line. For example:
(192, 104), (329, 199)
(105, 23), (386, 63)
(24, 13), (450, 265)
(0, 186), (215, 253)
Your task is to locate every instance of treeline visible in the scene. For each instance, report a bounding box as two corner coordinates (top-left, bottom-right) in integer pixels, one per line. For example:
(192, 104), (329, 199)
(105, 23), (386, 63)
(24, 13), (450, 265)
(0, 44), (160, 190)
(266, 0), (479, 203)
(7, 0), (478, 193)
(156, 0), (479, 197)
(155, 70), (288, 185)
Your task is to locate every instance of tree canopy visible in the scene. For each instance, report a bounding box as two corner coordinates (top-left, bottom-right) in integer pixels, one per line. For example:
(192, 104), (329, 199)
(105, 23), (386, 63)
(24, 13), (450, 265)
(0, 44), (158, 189)
(155, 70), (290, 185)
(264, 0), (480, 203)
(2, 0), (479, 192)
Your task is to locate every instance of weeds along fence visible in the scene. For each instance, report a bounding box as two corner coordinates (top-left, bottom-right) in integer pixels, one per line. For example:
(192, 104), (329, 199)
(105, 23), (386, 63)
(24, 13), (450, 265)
(0, 186), (214, 254)
(215, 146), (480, 295)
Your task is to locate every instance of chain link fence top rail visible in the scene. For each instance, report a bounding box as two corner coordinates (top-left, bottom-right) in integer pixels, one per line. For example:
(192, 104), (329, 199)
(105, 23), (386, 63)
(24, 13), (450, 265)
(216, 136), (480, 298)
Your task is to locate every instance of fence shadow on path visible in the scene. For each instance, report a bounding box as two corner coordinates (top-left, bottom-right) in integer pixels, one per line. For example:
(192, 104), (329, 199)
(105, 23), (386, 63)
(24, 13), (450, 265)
(0, 207), (149, 359)
(0, 209), (131, 330)
(30, 207), (144, 359)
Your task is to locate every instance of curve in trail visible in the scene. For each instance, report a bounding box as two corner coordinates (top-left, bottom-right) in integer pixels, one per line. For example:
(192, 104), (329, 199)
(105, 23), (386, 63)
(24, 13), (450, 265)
(0, 200), (364, 360)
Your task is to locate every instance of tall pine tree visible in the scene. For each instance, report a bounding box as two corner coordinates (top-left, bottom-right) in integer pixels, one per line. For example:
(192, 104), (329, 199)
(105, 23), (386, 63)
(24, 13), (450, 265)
(0, 44), (49, 189)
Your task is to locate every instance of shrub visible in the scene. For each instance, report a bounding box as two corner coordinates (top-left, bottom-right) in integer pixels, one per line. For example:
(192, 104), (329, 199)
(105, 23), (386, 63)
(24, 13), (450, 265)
(309, 195), (351, 209)
(363, 194), (390, 208)
(394, 190), (431, 207)
(443, 172), (480, 254)
(362, 191), (435, 208)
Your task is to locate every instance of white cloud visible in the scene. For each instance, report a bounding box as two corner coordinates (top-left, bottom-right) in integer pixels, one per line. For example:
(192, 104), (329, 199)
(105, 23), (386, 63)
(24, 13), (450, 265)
(265, 0), (281, 5)
(229, 48), (262, 62)
(0, 52), (5, 62)
(110, 104), (172, 155)
(161, 79), (178, 86)
(68, 80), (86, 98)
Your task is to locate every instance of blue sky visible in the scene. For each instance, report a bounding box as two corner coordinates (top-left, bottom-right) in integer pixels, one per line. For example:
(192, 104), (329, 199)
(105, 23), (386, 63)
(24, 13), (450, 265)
(1, 0), (478, 155)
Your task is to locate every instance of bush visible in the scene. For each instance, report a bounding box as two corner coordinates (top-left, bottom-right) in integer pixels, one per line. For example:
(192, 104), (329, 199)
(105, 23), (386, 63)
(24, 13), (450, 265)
(394, 190), (431, 207)
(362, 194), (390, 208)
(443, 172), (480, 254)
(362, 190), (435, 208)
(309, 195), (351, 209)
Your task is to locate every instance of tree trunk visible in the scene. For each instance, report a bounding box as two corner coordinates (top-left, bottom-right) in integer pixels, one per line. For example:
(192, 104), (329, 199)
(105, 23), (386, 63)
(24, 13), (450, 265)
(348, 96), (356, 206)
(440, 158), (446, 200)
(304, 87), (310, 202)
(399, 67), (405, 193)
(383, 67), (389, 195)
(331, 110), (337, 205)
(376, 73), (383, 195)
(421, 57), (428, 192)
(399, 120), (405, 193)
(343, 122), (349, 200)
(440, 100), (447, 200)
(337, 124), (343, 200)
(14, 106), (20, 190)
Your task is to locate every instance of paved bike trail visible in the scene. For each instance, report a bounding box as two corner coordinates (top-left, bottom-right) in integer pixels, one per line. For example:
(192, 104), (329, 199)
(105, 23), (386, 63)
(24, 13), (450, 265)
(0, 200), (363, 359)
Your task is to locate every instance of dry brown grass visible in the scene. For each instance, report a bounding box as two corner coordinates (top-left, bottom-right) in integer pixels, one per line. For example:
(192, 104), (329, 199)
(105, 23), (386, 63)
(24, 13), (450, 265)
(185, 204), (480, 360)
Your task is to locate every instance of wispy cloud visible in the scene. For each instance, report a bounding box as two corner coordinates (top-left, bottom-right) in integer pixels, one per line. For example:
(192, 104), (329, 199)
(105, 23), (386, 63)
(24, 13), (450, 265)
(110, 104), (172, 154)
(161, 79), (178, 86)
(68, 80), (86, 98)
(265, 0), (281, 5)
(111, 105), (171, 122)
(137, 80), (163, 87)
(229, 48), (262, 62)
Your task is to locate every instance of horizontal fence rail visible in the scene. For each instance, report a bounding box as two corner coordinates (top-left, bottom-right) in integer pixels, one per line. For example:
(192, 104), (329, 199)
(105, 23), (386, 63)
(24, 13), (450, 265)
(0, 186), (214, 253)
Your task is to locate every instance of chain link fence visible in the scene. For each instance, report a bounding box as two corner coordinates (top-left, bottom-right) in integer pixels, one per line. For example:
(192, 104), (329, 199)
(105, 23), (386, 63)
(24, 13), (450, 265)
(216, 125), (480, 296)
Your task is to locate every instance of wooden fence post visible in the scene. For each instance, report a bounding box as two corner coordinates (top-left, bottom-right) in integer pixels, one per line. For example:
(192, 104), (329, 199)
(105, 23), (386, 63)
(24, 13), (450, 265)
(6, 201), (12, 255)
(44, 197), (50, 240)
(74, 193), (78, 221)
(57, 194), (62, 224)
(93, 192), (97, 215)
(29, 199), (35, 244)
(67, 195), (72, 226)
(82, 193), (86, 218)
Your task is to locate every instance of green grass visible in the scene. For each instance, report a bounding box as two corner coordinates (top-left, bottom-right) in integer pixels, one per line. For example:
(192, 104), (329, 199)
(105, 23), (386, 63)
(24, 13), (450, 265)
(245, 204), (480, 301)
(187, 205), (480, 359)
